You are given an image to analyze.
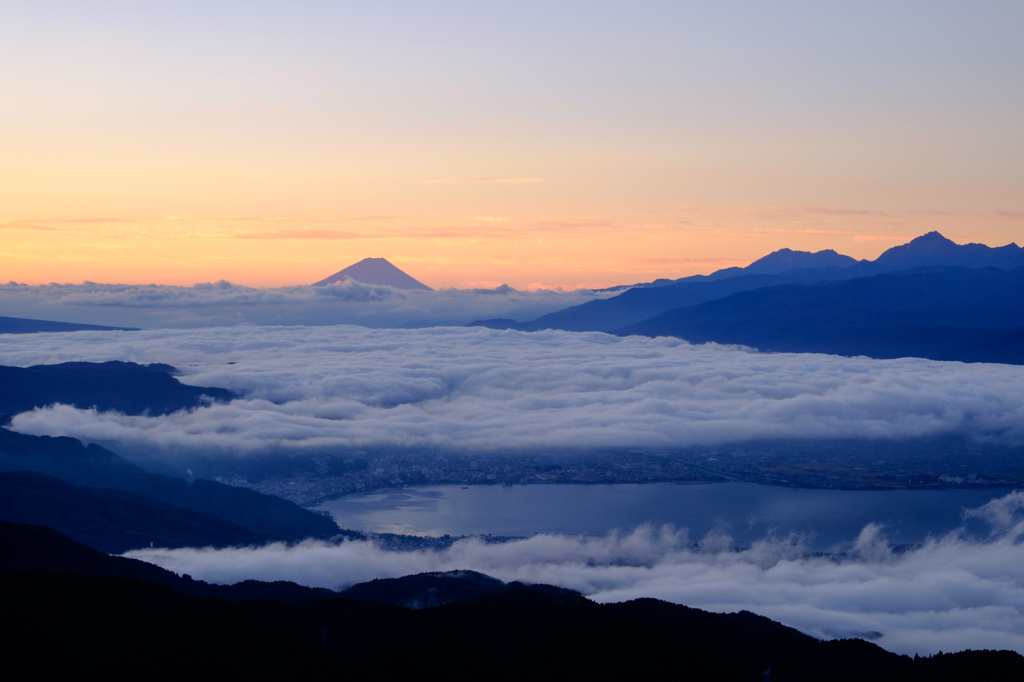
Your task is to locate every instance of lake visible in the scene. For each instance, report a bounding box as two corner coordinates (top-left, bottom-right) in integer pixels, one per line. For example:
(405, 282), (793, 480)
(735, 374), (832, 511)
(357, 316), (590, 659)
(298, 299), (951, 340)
(315, 482), (1017, 550)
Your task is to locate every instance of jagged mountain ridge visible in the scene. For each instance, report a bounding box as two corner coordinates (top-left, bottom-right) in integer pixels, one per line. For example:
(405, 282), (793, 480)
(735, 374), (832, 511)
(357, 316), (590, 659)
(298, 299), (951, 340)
(871, 231), (1024, 271)
(469, 233), (1024, 363)
(617, 266), (1024, 364)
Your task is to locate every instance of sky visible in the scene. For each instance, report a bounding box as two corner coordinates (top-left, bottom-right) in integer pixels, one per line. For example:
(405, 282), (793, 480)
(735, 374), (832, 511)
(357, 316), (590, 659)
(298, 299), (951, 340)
(3, 1), (1022, 289)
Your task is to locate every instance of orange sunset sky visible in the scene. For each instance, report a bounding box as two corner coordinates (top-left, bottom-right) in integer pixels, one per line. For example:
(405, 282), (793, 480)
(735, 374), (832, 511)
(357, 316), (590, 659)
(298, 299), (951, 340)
(3, 2), (1022, 290)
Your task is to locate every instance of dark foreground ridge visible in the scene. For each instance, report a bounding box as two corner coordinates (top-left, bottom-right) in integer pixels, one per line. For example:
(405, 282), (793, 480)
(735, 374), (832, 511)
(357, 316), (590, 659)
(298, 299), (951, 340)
(2, 520), (1021, 680)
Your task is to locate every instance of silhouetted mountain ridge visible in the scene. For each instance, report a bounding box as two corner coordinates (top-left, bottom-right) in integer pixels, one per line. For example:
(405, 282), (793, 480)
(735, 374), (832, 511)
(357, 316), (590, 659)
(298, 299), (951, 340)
(340, 569), (581, 608)
(744, 247), (860, 274)
(470, 233), (1024, 363)
(0, 362), (343, 548)
(3, 519), (1021, 679)
(0, 429), (343, 546)
(0, 315), (138, 334)
(472, 232), (1024, 335)
(0, 471), (259, 553)
(618, 266), (1024, 364)
(488, 269), (856, 333)
(0, 360), (234, 418)
(870, 231), (1024, 271)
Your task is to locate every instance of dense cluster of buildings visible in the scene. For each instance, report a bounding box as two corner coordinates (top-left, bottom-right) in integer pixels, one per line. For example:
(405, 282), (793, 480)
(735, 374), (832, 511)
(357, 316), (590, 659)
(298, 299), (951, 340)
(213, 440), (1019, 506)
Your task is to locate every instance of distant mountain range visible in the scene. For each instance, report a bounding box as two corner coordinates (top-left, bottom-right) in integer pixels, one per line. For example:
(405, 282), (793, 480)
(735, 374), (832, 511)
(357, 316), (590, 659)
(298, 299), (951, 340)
(0, 315), (137, 334)
(471, 232), (1024, 364)
(0, 361), (234, 419)
(314, 256), (433, 290)
(620, 267), (1024, 364)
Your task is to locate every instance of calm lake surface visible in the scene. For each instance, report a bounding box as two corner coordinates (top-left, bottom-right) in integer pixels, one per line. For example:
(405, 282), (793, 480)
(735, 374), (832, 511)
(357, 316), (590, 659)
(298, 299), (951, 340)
(315, 482), (1017, 550)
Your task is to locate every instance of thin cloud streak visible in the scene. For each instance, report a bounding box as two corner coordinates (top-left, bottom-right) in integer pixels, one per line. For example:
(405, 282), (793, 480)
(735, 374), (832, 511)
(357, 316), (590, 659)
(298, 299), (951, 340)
(0, 223), (66, 232)
(236, 230), (365, 240)
(47, 218), (140, 224)
(425, 177), (546, 184)
(792, 205), (885, 216)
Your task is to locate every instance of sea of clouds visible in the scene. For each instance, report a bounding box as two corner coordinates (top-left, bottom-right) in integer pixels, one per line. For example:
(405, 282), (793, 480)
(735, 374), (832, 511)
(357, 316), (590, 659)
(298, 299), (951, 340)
(0, 280), (612, 329)
(4, 324), (1024, 656)
(3, 325), (1024, 458)
(125, 491), (1024, 657)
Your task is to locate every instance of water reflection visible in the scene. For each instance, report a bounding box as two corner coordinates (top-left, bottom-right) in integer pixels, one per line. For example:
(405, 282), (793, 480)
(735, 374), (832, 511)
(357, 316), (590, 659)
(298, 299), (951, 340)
(316, 482), (1017, 550)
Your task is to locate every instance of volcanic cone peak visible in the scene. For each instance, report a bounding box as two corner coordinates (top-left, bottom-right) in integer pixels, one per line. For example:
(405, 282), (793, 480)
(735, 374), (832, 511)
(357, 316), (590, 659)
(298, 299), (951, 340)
(313, 257), (433, 290)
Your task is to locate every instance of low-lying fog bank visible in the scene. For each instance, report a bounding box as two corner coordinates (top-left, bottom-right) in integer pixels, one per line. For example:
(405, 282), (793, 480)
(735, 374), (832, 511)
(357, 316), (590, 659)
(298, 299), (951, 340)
(127, 491), (1024, 657)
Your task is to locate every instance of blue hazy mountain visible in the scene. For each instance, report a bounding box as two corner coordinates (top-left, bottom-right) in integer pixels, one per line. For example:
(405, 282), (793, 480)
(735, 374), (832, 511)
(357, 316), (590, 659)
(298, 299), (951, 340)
(0, 471), (261, 553)
(0, 316), (138, 334)
(313, 256), (433, 290)
(594, 246), (860, 292)
(472, 248), (871, 332)
(742, 247), (859, 274)
(0, 361), (342, 548)
(618, 266), (1024, 364)
(494, 270), (859, 333)
(471, 232), (1024, 336)
(0, 361), (234, 419)
(866, 231), (1024, 272)
(0, 428), (342, 545)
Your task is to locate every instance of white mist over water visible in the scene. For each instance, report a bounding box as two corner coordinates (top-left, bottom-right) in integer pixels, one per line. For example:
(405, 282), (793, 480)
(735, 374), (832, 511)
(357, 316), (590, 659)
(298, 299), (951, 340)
(127, 491), (1024, 657)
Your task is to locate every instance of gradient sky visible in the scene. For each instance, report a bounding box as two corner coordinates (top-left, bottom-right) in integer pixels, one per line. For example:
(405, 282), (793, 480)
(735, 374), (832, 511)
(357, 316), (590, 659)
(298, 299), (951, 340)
(3, 1), (1022, 289)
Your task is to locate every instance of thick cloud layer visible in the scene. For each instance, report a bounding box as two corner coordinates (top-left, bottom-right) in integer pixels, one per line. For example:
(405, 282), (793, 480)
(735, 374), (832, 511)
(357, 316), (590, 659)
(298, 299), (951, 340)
(126, 491), (1024, 657)
(7, 324), (1023, 655)
(4, 325), (1024, 455)
(0, 280), (611, 329)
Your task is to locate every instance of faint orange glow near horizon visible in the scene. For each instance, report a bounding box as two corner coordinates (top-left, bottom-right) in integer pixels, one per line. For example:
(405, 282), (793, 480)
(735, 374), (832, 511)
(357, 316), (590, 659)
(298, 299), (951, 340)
(3, 204), (1020, 290)
(2, 4), (1021, 291)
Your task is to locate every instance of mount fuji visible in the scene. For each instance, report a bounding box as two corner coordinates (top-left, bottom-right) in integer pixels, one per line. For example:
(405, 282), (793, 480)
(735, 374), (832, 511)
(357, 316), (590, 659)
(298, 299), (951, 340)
(313, 257), (433, 290)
